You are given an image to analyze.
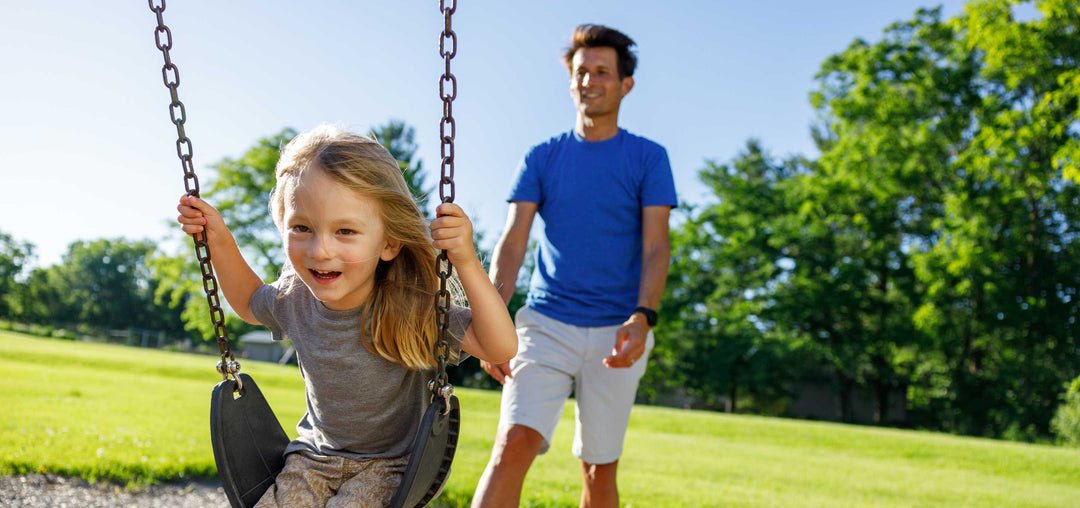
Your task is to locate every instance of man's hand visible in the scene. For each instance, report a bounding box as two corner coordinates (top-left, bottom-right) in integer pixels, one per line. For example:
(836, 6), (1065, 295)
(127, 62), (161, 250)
(481, 360), (513, 385)
(603, 314), (649, 368)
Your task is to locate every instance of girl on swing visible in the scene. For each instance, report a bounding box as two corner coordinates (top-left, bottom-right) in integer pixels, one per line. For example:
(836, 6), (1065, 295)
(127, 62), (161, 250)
(176, 124), (517, 507)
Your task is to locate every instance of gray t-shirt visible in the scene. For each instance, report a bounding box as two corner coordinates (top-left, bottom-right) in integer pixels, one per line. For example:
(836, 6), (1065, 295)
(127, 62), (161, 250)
(251, 277), (471, 460)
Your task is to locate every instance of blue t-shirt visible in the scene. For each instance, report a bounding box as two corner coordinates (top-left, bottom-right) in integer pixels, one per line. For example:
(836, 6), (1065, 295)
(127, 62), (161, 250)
(508, 128), (677, 327)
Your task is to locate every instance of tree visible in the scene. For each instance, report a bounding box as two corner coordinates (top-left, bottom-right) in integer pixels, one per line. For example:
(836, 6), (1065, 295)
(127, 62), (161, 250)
(372, 119), (433, 215)
(206, 128), (297, 280)
(23, 238), (185, 333)
(654, 142), (811, 412)
(807, 1), (1080, 437)
(804, 7), (979, 424)
(148, 250), (256, 345)
(655, 2), (1080, 438)
(15, 266), (63, 325)
(907, 0), (1080, 439)
(0, 230), (34, 319)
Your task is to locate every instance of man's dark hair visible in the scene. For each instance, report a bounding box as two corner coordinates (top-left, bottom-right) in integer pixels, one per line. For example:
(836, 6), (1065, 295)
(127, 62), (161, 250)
(562, 24), (637, 79)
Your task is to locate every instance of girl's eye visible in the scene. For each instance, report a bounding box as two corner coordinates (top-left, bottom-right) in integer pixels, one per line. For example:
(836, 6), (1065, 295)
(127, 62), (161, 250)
(290, 225), (310, 233)
(337, 229), (355, 236)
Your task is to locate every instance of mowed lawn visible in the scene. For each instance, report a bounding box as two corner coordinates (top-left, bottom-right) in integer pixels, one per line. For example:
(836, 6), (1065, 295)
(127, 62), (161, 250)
(3, 330), (1079, 507)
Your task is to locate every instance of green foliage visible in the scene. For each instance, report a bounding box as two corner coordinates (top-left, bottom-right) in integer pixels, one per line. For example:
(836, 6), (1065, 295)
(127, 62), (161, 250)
(654, 142), (812, 412)
(0, 230), (35, 319)
(6, 330), (1080, 506)
(205, 128), (297, 280)
(803, 6), (976, 424)
(372, 119), (432, 216)
(146, 250), (255, 345)
(1052, 377), (1080, 447)
(904, 0), (1080, 438)
(5, 238), (186, 336)
(659, 1), (1080, 439)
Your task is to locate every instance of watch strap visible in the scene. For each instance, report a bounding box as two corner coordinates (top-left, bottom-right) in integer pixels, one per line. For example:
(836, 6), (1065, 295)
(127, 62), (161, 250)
(633, 306), (658, 327)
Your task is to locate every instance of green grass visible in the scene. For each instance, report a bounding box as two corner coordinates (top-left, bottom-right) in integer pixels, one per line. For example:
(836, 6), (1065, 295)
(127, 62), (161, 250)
(3, 330), (1079, 507)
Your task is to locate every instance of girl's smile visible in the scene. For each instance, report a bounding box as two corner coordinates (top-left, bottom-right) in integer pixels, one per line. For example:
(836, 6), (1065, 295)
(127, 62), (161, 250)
(309, 269), (342, 283)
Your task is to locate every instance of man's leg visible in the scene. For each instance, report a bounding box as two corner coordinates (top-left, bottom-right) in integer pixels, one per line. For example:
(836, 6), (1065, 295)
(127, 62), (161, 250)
(572, 325), (654, 508)
(471, 424), (545, 508)
(579, 460), (618, 508)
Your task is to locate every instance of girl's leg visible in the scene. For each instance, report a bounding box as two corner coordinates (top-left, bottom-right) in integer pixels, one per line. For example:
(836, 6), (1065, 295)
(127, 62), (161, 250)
(327, 455), (410, 508)
(254, 451), (341, 508)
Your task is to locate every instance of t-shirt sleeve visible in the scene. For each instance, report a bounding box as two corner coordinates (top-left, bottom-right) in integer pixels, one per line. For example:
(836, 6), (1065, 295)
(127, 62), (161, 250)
(446, 305), (473, 366)
(641, 145), (678, 208)
(250, 281), (285, 339)
(507, 148), (543, 204)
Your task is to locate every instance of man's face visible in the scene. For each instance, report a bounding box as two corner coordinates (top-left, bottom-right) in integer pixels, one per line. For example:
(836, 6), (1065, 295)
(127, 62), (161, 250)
(569, 46), (633, 118)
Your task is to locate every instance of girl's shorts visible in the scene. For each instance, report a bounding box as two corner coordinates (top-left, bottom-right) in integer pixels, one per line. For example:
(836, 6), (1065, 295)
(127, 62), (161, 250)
(255, 450), (409, 508)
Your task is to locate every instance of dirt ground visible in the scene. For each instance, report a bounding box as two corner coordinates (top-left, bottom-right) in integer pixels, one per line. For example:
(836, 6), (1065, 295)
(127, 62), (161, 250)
(0, 474), (228, 508)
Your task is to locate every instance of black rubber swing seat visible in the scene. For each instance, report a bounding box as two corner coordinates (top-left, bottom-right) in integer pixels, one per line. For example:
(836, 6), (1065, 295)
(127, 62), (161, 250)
(388, 393), (461, 508)
(211, 373), (290, 508)
(211, 372), (460, 508)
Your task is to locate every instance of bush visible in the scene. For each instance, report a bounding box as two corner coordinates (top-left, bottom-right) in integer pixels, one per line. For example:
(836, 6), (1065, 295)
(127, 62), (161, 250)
(1051, 377), (1080, 447)
(50, 328), (77, 341)
(28, 324), (54, 338)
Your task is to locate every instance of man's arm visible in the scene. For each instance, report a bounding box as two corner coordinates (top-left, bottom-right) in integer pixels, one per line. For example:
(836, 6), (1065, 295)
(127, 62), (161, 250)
(480, 201), (537, 384)
(635, 205), (672, 310)
(604, 205), (671, 368)
(489, 201), (538, 304)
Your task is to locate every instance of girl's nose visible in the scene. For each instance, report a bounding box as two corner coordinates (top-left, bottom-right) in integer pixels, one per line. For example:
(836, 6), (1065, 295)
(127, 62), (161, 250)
(308, 235), (333, 260)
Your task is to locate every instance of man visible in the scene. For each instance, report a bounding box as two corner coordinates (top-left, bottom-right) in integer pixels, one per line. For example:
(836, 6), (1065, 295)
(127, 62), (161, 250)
(472, 24), (677, 508)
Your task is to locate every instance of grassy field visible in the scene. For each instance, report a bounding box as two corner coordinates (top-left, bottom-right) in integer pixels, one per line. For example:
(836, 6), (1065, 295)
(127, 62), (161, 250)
(3, 330), (1080, 507)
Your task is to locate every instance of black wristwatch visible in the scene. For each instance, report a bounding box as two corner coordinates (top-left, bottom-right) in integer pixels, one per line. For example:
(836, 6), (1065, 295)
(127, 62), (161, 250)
(633, 306), (658, 327)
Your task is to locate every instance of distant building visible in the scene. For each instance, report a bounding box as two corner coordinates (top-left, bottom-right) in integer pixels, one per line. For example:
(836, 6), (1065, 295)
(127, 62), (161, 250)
(238, 330), (289, 364)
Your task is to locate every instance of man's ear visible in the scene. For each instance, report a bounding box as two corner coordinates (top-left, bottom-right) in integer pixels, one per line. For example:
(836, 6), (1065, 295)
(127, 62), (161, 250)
(381, 238), (403, 261)
(620, 76), (635, 98)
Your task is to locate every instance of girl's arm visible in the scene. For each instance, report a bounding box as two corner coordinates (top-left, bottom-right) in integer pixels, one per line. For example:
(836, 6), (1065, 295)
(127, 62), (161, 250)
(430, 203), (517, 364)
(176, 194), (265, 325)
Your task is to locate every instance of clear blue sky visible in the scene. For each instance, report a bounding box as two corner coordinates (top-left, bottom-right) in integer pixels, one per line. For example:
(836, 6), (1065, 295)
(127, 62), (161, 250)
(1, 1), (967, 269)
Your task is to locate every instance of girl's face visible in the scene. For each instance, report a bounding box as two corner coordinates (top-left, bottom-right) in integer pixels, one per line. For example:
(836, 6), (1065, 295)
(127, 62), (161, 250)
(281, 166), (400, 311)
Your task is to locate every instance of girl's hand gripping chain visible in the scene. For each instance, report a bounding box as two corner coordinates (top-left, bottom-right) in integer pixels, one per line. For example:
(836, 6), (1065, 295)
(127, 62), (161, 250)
(431, 202), (518, 365)
(177, 194), (226, 241)
(429, 202), (477, 266)
(175, 194), (263, 325)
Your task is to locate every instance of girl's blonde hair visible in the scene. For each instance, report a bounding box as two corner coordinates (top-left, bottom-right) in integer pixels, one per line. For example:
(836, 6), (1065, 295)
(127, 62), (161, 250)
(271, 124), (450, 370)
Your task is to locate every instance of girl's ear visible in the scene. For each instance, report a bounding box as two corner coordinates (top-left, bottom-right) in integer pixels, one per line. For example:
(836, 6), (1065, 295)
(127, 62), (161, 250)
(381, 238), (403, 261)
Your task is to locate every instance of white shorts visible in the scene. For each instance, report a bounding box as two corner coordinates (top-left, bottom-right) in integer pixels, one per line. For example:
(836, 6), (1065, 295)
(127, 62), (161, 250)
(499, 306), (654, 464)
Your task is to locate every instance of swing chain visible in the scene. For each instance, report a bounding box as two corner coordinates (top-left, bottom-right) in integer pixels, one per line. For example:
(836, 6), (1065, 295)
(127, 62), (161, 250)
(433, 0), (457, 407)
(148, 0), (238, 383)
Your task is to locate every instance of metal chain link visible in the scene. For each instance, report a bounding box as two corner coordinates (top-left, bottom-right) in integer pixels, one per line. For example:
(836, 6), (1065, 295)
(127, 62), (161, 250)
(148, 0), (239, 384)
(433, 0), (458, 402)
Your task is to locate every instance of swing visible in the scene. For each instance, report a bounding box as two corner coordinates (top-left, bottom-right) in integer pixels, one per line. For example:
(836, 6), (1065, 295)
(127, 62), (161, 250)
(147, 2), (463, 506)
